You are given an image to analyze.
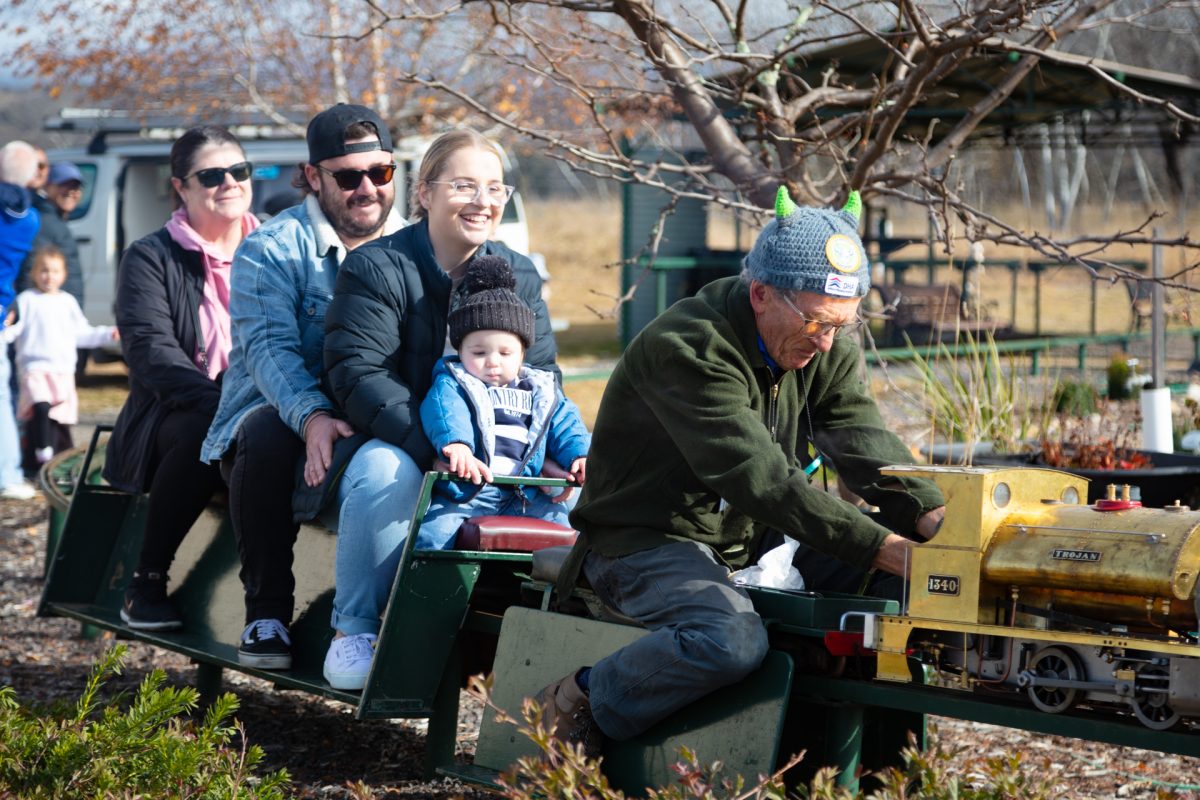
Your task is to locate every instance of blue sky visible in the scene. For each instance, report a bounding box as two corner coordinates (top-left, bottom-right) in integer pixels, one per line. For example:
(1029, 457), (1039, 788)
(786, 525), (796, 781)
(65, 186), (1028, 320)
(0, 3), (49, 89)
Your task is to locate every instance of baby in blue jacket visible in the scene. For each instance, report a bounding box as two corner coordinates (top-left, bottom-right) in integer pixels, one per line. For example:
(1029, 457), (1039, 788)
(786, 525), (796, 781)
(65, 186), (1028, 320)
(417, 256), (590, 549)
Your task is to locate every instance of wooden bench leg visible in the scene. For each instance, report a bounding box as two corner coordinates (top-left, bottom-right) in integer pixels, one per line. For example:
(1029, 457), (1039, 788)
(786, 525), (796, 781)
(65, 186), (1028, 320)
(195, 661), (224, 709)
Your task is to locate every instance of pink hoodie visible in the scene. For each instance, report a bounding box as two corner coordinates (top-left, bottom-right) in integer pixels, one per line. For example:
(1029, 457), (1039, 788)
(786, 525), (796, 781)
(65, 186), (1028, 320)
(164, 208), (259, 378)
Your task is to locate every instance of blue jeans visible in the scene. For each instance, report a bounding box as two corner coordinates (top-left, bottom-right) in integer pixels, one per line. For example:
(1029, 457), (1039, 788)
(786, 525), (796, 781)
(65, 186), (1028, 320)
(583, 540), (770, 741)
(417, 484), (572, 550)
(0, 349), (25, 487)
(329, 438), (424, 636)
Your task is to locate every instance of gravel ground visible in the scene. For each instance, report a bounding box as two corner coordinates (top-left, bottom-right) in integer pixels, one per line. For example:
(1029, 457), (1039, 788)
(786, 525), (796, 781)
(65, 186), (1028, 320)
(0, 496), (492, 799)
(4, 497), (1200, 798)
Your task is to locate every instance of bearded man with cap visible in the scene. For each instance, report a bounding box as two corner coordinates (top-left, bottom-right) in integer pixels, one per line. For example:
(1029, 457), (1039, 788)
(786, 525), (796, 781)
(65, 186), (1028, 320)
(201, 104), (407, 669)
(536, 187), (947, 757)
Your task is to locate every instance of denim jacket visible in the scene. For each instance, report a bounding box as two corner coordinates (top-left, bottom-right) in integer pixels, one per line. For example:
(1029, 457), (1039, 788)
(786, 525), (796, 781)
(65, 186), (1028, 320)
(201, 196), (406, 461)
(420, 357), (591, 502)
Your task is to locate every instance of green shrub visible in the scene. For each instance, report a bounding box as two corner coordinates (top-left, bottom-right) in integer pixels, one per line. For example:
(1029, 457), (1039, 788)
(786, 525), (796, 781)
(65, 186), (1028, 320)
(1107, 354), (1133, 400)
(1052, 379), (1099, 417)
(0, 644), (290, 799)
(471, 676), (1081, 800)
(906, 332), (1054, 459)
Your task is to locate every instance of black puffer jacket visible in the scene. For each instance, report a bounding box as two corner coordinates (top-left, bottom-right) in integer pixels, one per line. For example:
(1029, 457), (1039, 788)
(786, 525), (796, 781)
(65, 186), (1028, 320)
(324, 219), (558, 469)
(103, 229), (219, 493)
(18, 194), (84, 304)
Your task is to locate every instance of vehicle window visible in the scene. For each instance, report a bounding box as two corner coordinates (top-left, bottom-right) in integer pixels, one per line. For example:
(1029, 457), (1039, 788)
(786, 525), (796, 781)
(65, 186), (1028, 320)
(67, 163), (98, 221)
(502, 192), (520, 224)
(251, 163), (304, 219)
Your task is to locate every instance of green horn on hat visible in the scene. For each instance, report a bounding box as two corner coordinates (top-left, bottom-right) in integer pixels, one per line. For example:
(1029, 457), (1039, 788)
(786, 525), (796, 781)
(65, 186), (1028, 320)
(841, 190), (862, 222)
(775, 185), (798, 219)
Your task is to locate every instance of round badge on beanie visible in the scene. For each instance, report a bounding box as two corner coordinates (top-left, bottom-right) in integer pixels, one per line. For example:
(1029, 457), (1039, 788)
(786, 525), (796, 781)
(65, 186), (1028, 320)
(743, 187), (869, 298)
(448, 256), (536, 350)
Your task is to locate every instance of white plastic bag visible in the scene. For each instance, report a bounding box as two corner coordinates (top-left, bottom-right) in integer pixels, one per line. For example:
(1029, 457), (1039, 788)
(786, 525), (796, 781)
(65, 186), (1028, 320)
(730, 536), (806, 592)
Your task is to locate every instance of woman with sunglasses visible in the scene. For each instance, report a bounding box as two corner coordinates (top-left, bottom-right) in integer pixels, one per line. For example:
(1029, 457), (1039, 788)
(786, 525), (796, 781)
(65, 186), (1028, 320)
(315, 128), (561, 690)
(105, 125), (258, 630)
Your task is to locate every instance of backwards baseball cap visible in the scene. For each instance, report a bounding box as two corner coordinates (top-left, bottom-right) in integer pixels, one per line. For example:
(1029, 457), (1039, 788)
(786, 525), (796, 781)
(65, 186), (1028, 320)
(47, 161), (83, 186)
(306, 103), (392, 164)
(449, 256), (536, 350)
(743, 187), (869, 299)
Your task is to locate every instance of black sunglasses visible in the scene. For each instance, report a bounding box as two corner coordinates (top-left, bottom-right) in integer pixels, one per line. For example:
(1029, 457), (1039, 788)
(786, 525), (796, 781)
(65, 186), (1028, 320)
(315, 163), (396, 191)
(185, 161), (254, 188)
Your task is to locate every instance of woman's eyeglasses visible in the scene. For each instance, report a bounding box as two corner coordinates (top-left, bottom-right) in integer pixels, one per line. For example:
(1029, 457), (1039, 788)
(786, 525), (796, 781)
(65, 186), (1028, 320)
(315, 163), (396, 191)
(185, 161), (254, 188)
(774, 289), (864, 339)
(425, 180), (514, 205)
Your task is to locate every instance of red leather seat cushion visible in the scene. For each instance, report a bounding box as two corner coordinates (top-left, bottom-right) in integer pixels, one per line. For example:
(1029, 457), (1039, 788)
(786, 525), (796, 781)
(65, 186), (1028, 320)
(455, 515), (578, 552)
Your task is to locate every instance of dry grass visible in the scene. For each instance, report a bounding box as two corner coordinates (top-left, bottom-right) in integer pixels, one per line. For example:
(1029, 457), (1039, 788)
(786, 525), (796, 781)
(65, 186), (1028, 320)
(527, 197), (624, 426)
(528, 197), (623, 336)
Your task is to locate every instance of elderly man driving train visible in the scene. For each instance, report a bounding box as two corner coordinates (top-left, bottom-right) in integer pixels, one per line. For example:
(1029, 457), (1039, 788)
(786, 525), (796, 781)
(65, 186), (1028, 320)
(538, 187), (946, 756)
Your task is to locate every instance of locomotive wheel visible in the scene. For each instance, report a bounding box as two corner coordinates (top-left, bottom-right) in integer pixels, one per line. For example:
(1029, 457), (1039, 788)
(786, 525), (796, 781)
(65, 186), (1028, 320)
(1026, 646), (1083, 714)
(1129, 663), (1182, 731)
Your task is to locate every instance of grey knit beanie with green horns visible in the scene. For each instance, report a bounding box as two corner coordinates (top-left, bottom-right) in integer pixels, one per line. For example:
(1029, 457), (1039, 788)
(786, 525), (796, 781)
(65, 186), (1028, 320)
(743, 187), (869, 298)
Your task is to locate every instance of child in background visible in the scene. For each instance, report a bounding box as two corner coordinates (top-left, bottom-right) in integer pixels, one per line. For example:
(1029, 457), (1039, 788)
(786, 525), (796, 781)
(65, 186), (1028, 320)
(4, 245), (117, 467)
(417, 256), (590, 550)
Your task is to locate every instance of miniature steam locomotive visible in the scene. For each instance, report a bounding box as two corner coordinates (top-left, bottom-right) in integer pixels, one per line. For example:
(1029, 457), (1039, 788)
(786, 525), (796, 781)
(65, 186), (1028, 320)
(861, 465), (1200, 731)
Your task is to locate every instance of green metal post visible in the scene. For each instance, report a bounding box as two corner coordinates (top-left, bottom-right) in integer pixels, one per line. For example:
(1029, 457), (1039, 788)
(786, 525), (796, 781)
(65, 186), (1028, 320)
(425, 643), (463, 778)
(827, 706), (864, 792)
(1031, 350), (1040, 376)
(1194, 332), (1200, 363)
(195, 661), (223, 709)
(1078, 343), (1087, 372)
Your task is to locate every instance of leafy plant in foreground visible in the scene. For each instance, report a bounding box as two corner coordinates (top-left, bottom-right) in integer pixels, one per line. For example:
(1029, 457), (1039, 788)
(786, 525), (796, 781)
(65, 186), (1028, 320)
(467, 675), (1089, 800)
(0, 644), (290, 799)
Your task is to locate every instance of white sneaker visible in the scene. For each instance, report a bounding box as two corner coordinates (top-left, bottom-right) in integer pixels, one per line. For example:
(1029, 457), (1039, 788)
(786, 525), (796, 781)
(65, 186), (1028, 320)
(323, 632), (377, 691)
(1, 482), (37, 500)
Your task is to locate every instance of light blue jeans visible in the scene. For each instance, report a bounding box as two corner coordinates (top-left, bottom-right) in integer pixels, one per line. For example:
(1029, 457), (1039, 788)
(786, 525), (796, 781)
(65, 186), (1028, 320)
(0, 349), (25, 487)
(329, 438), (424, 636)
(417, 485), (572, 550)
(583, 540), (770, 741)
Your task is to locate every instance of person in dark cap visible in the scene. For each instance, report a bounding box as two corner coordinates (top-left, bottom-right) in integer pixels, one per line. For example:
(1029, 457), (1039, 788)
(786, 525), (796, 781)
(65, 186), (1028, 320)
(201, 103), (407, 670)
(533, 188), (946, 758)
(414, 255), (589, 550)
(20, 160), (85, 305)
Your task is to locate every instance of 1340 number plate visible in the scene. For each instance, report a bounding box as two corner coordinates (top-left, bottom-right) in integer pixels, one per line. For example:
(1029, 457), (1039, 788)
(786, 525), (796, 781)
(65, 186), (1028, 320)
(927, 574), (961, 595)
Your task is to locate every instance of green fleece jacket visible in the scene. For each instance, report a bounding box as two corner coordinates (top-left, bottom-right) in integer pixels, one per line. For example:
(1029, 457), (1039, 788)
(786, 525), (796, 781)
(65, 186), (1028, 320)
(569, 276), (944, 571)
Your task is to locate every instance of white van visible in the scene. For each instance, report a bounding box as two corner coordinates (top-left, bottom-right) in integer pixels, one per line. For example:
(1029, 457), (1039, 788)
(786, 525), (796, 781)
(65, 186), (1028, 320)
(46, 120), (532, 359)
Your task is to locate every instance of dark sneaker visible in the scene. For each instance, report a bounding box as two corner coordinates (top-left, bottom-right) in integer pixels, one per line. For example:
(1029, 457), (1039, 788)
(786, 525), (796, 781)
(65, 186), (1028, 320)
(120, 571), (183, 631)
(535, 670), (603, 759)
(238, 619), (292, 669)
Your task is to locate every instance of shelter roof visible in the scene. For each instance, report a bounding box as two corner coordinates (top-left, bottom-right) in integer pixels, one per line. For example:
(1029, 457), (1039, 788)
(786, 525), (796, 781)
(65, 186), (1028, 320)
(778, 36), (1200, 148)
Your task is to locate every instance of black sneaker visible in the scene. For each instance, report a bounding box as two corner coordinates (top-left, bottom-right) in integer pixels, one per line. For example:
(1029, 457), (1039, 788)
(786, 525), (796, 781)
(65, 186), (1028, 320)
(238, 619), (292, 669)
(120, 571), (183, 631)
